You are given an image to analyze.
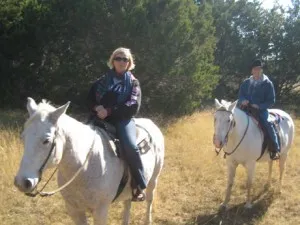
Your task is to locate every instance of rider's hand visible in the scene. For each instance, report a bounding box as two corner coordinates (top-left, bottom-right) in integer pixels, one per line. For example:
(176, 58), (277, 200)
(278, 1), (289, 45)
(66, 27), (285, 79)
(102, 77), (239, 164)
(241, 100), (249, 106)
(94, 105), (108, 119)
(94, 105), (104, 112)
(251, 104), (259, 109)
(97, 108), (108, 119)
(97, 109), (108, 119)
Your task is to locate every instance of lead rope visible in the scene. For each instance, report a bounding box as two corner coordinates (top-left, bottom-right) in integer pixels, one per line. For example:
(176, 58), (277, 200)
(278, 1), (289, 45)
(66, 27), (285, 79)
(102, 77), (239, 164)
(223, 114), (249, 158)
(27, 131), (96, 197)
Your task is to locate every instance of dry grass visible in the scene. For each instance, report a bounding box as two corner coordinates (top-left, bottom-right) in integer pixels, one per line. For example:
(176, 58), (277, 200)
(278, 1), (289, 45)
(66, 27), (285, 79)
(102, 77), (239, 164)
(0, 110), (300, 225)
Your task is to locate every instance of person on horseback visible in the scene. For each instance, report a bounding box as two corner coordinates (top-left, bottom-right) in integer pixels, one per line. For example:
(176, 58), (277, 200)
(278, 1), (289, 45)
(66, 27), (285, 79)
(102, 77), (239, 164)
(237, 59), (280, 160)
(87, 47), (146, 201)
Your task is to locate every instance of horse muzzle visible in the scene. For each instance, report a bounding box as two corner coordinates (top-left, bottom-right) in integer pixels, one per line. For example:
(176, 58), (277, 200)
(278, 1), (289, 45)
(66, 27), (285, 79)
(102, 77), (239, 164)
(14, 176), (39, 193)
(213, 134), (226, 149)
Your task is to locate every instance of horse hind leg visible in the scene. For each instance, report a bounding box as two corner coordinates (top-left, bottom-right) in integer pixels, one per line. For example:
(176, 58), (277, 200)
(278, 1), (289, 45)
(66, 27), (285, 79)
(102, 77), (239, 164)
(144, 163), (163, 225)
(122, 199), (132, 225)
(266, 160), (273, 189)
(144, 178), (157, 225)
(279, 154), (287, 193)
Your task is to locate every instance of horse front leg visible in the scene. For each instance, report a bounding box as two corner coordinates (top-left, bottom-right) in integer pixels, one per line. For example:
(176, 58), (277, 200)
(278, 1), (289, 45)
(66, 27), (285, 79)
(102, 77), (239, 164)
(220, 160), (238, 209)
(245, 161), (256, 208)
(93, 202), (110, 225)
(65, 203), (88, 225)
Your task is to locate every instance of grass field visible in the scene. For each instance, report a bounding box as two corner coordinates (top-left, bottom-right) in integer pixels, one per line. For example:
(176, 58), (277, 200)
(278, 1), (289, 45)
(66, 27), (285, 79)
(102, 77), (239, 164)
(0, 110), (299, 225)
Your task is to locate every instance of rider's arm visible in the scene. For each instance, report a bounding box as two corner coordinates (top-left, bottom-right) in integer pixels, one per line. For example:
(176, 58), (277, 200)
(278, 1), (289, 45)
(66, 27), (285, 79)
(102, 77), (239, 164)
(238, 80), (249, 104)
(87, 75), (107, 113)
(258, 81), (275, 110)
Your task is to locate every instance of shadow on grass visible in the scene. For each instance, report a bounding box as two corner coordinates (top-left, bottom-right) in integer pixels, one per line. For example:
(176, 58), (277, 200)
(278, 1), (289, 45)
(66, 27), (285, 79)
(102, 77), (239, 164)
(154, 219), (181, 225)
(193, 189), (276, 225)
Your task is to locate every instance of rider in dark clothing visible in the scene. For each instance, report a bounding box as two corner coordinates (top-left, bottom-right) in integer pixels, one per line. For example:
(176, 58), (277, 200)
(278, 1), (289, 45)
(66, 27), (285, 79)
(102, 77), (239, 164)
(238, 59), (280, 160)
(87, 47), (146, 201)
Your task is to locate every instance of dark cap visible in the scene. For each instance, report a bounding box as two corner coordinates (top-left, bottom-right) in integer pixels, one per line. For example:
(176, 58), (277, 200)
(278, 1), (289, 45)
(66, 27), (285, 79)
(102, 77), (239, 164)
(251, 59), (263, 69)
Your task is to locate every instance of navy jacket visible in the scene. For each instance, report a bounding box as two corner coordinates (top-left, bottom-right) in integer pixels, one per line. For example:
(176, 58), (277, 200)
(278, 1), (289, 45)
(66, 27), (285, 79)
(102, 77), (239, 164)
(238, 74), (275, 110)
(87, 72), (141, 122)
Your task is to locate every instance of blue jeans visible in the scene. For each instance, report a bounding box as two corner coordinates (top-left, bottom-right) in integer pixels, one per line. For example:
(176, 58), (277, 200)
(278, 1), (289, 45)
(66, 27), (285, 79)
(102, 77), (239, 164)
(259, 110), (280, 152)
(116, 119), (147, 189)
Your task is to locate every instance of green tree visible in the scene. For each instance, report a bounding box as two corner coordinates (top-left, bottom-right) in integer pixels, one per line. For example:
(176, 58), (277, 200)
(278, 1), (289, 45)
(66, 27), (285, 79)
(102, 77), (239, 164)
(211, 0), (300, 105)
(0, 0), (218, 116)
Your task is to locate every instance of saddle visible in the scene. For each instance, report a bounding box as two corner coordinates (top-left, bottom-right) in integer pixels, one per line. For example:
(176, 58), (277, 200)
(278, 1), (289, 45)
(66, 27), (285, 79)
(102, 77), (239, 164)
(241, 106), (282, 160)
(91, 118), (152, 158)
(90, 118), (152, 202)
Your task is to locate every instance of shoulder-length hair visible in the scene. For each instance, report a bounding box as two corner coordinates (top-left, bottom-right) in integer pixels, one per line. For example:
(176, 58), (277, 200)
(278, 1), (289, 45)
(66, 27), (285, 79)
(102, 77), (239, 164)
(107, 47), (135, 71)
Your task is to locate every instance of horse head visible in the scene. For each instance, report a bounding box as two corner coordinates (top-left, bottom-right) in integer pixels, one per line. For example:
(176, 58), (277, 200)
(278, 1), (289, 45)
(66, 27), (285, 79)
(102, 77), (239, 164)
(14, 97), (70, 193)
(213, 99), (237, 148)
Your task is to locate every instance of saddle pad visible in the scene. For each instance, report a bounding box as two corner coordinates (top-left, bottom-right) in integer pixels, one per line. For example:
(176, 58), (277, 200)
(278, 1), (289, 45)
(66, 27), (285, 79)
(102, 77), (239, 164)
(97, 125), (152, 157)
(268, 112), (282, 124)
(249, 111), (281, 129)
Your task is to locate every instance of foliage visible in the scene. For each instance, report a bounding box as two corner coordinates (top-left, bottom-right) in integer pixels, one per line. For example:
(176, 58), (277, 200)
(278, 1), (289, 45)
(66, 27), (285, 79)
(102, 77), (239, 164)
(2, 0), (300, 114)
(212, 0), (300, 105)
(0, 0), (217, 115)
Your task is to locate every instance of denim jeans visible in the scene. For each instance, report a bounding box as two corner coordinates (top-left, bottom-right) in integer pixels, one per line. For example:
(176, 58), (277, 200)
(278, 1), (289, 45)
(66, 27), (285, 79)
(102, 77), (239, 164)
(116, 119), (147, 189)
(259, 110), (280, 152)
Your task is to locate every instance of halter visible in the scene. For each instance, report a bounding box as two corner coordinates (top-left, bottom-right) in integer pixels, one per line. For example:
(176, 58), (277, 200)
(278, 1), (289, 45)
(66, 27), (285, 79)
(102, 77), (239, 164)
(214, 108), (249, 158)
(26, 129), (96, 197)
(38, 130), (58, 180)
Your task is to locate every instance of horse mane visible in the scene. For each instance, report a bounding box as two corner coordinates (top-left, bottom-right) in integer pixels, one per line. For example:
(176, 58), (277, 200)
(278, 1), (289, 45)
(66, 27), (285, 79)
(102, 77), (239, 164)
(220, 99), (232, 108)
(38, 99), (56, 111)
(218, 106), (228, 111)
(24, 99), (56, 129)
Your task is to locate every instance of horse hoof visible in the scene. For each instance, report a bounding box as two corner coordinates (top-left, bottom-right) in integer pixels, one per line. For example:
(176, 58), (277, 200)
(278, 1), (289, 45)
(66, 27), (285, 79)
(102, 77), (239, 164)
(244, 202), (252, 209)
(219, 203), (227, 211)
(279, 185), (282, 194)
(264, 183), (271, 190)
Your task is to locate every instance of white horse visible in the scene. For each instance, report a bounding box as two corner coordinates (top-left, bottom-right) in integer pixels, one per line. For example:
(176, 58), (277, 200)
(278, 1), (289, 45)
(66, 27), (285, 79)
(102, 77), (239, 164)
(14, 98), (164, 225)
(213, 99), (294, 209)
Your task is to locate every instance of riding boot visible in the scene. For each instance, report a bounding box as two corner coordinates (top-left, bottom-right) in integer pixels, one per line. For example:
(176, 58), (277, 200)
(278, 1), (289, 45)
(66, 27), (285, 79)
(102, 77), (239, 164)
(266, 123), (280, 160)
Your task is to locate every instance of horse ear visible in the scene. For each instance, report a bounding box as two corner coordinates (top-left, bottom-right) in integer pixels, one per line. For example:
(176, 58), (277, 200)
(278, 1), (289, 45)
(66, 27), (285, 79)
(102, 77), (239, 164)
(49, 101), (70, 124)
(27, 97), (37, 116)
(214, 99), (222, 109)
(228, 100), (238, 112)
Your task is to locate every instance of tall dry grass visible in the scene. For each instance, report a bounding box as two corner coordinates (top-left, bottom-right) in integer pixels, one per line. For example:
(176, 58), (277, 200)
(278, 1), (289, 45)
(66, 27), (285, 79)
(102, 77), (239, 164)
(0, 110), (299, 225)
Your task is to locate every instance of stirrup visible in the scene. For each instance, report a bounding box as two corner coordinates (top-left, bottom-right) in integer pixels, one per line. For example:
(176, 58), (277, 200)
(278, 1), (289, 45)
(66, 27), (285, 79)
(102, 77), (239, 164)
(131, 188), (146, 202)
(270, 151), (280, 160)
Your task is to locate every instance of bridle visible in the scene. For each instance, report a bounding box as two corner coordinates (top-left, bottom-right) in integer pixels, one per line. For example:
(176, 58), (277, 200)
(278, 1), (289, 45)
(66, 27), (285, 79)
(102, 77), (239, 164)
(38, 130), (58, 181)
(214, 108), (249, 158)
(26, 129), (96, 197)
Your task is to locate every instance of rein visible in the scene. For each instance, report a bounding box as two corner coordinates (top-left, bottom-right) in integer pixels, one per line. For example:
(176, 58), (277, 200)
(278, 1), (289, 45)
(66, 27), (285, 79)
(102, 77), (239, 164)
(26, 130), (96, 197)
(215, 108), (249, 158)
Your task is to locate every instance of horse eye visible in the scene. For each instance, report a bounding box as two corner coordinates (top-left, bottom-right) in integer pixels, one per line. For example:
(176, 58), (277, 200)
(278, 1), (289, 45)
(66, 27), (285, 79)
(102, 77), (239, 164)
(227, 119), (230, 123)
(43, 139), (50, 145)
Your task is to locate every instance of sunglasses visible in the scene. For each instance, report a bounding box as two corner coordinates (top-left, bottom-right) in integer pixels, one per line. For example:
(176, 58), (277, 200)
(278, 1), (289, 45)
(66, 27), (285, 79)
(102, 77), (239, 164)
(114, 57), (129, 62)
